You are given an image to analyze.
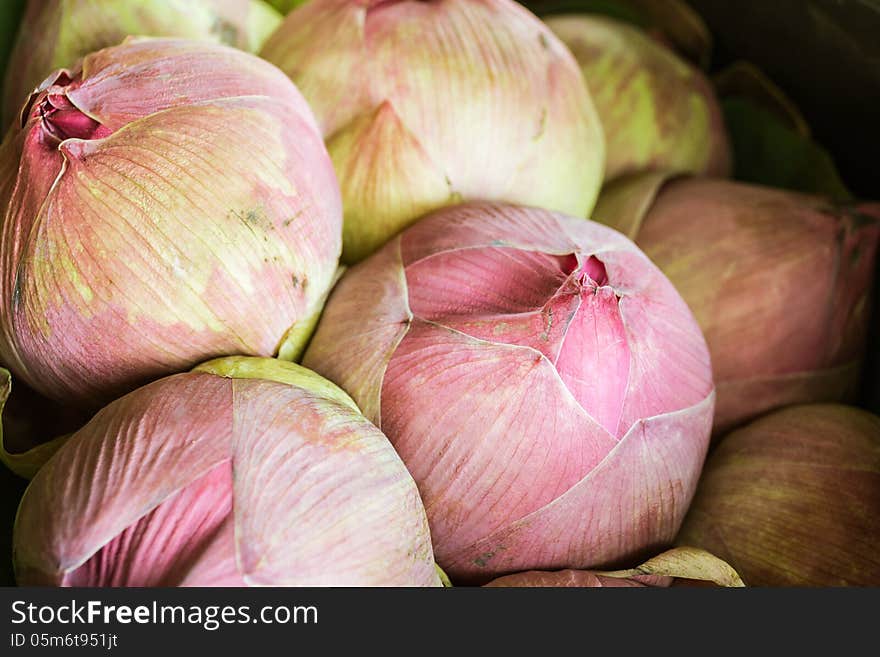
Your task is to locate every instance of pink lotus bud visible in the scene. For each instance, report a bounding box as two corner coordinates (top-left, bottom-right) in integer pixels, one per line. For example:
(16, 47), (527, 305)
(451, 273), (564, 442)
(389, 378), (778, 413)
(302, 202), (715, 583)
(260, 0), (606, 263)
(13, 356), (441, 587)
(0, 38), (342, 410)
(1, 0), (283, 129)
(594, 175), (880, 435)
(483, 547), (744, 588)
(676, 404), (880, 587)
(546, 14), (731, 183)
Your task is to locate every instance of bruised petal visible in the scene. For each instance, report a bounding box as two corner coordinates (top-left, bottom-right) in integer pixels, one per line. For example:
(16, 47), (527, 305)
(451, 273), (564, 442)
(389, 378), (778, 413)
(547, 14), (730, 181)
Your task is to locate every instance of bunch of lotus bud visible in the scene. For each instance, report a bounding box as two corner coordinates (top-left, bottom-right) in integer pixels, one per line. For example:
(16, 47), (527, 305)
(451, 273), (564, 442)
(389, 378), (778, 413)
(2, 0), (282, 129)
(546, 14), (731, 182)
(0, 38), (342, 412)
(303, 202), (715, 584)
(13, 357), (442, 586)
(594, 175), (880, 435)
(676, 404), (880, 586)
(260, 0), (606, 263)
(484, 547), (744, 588)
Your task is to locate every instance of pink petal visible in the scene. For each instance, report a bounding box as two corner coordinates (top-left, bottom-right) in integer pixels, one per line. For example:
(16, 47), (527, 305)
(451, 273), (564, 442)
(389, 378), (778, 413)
(400, 203), (584, 266)
(363, 0), (601, 215)
(259, 0), (373, 138)
(64, 461), (234, 587)
(407, 246), (577, 318)
(555, 280), (631, 437)
(484, 569), (647, 587)
(231, 378), (439, 586)
(714, 362), (861, 436)
(302, 238), (411, 425)
(441, 392), (714, 583)
(176, 516), (246, 587)
(70, 38), (317, 134)
(406, 245), (583, 363)
(13, 372), (232, 584)
(0, 125), (67, 384)
(326, 99), (451, 262)
(381, 318), (617, 564)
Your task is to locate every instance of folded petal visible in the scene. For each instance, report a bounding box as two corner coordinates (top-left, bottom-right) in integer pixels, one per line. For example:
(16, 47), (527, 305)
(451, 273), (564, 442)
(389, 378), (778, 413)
(443, 393), (714, 583)
(63, 461), (234, 587)
(231, 378), (440, 586)
(382, 319), (616, 564)
(13, 372), (232, 584)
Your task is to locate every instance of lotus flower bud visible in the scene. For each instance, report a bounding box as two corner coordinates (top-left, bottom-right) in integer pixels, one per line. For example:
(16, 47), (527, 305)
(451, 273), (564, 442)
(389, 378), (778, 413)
(1, 0), (283, 129)
(260, 0), (606, 263)
(484, 547), (744, 588)
(545, 14), (730, 183)
(302, 202), (715, 583)
(13, 356), (441, 586)
(676, 404), (880, 587)
(0, 38), (342, 410)
(594, 175), (880, 435)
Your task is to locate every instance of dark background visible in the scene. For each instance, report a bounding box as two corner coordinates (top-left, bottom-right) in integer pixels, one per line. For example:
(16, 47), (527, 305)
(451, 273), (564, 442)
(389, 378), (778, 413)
(687, 0), (880, 417)
(688, 0), (879, 201)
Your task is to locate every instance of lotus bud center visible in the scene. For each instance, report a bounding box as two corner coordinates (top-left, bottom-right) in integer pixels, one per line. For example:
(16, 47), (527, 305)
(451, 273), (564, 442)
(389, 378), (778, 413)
(581, 256), (609, 288)
(36, 75), (110, 144)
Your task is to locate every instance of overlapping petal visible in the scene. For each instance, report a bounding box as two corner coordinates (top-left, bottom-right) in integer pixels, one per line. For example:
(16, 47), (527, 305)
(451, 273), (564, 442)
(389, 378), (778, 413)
(14, 359), (441, 587)
(303, 203), (715, 582)
(261, 0), (604, 262)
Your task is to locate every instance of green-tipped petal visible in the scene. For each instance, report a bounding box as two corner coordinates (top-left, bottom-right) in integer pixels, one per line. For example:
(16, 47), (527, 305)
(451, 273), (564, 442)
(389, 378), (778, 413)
(194, 356), (359, 414)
